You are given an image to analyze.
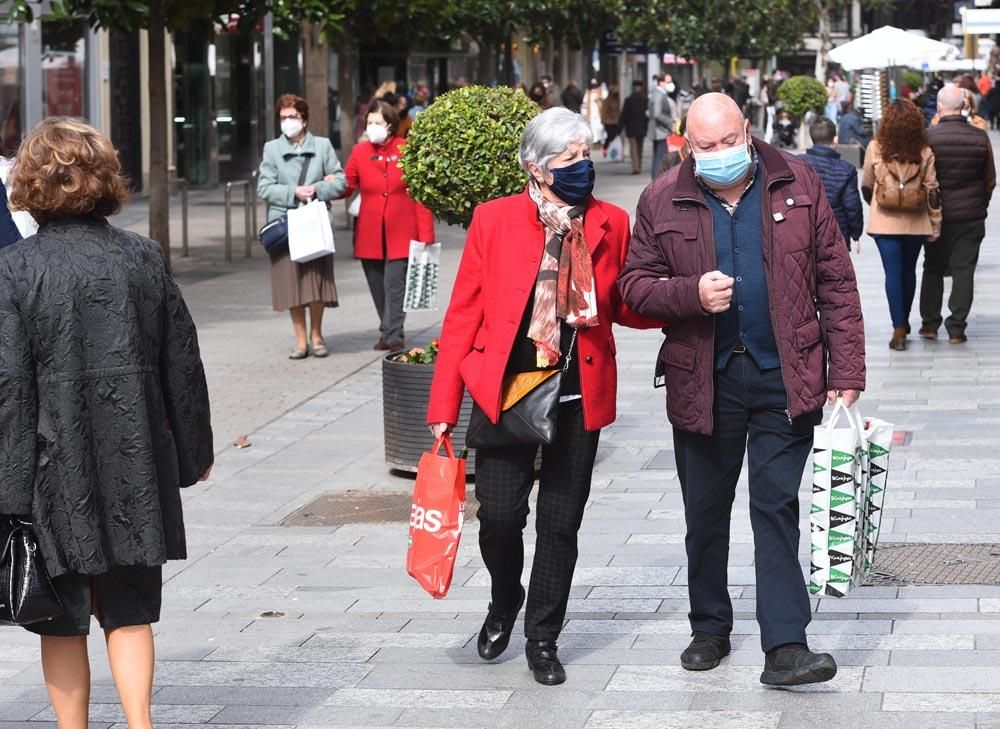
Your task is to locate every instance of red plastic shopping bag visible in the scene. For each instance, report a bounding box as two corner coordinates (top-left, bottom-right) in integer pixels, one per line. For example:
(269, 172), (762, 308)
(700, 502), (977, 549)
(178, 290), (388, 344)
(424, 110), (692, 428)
(406, 435), (466, 598)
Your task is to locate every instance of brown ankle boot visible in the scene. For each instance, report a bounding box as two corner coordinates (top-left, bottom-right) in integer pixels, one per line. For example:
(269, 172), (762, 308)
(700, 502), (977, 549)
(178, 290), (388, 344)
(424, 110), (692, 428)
(889, 327), (907, 350)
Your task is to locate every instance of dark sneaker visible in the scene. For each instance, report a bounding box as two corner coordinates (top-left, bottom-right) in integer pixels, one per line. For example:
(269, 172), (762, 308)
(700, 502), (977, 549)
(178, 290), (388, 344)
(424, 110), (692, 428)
(918, 327), (938, 340)
(525, 639), (566, 685)
(948, 333), (968, 344)
(476, 587), (525, 660)
(760, 643), (837, 686)
(680, 632), (731, 671)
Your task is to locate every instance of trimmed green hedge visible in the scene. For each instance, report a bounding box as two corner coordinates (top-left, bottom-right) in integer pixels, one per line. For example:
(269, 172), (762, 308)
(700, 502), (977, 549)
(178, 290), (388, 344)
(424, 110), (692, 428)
(777, 76), (828, 119)
(401, 86), (541, 228)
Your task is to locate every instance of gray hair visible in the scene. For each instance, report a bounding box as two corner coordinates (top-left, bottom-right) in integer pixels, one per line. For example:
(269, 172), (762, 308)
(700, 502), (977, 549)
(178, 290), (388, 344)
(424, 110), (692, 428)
(518, 107), (593, 175)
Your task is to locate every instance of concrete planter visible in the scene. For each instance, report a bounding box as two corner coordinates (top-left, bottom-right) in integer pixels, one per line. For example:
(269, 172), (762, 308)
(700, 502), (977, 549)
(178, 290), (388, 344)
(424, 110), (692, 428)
(381, 354), (477, 474)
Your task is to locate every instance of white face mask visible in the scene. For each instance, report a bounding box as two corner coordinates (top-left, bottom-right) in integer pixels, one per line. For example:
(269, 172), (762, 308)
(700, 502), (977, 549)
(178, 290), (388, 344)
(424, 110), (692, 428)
(281, 119), (304, 139)
(665, 82), (676, 94)
(367, 123), (389, 145)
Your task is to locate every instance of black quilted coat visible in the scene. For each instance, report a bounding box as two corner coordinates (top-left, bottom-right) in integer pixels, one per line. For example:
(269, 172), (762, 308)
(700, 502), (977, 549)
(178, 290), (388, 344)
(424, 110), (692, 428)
(0, 217), (213, 577)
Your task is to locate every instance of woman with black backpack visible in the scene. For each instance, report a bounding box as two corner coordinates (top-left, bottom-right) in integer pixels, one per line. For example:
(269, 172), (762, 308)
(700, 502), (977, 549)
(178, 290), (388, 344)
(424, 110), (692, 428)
(861, 99), (942, 351)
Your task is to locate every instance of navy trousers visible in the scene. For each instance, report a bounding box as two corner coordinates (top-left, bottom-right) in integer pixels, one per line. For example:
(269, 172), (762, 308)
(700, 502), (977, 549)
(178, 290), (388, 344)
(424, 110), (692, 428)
(672, 353), (821, 652)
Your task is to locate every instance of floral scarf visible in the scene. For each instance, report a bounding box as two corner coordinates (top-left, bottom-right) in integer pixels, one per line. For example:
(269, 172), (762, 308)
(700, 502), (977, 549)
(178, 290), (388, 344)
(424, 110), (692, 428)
(526, 182), (599, 367)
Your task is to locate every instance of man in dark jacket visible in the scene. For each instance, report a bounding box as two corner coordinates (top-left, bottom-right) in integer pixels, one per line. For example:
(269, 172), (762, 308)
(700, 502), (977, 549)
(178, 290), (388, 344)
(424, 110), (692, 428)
(800, 116), (863, 249)
(836, 103), (869, 150)
(621, 80), (649, 175)
(920, 85), (996, 343)
(619, 93), (865, 688)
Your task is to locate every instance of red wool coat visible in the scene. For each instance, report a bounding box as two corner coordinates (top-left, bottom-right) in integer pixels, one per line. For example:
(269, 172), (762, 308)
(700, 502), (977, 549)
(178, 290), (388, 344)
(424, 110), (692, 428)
(344, 135), (435, 260)
(427, 189), (663, 432)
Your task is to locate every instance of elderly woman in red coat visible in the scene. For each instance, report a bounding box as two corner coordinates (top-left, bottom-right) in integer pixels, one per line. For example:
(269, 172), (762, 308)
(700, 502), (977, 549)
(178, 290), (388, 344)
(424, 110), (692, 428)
(427, 107), (661, 686)
(343, 99), (435, 351)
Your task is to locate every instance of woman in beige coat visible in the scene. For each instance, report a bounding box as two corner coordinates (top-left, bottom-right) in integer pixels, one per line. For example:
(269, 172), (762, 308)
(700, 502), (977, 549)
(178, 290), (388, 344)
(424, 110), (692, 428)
(862, 99), (942, 350)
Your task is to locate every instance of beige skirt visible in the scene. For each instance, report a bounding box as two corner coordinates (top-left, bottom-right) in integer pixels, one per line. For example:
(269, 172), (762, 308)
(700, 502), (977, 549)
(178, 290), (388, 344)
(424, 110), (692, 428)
(269, 249), (338, 311)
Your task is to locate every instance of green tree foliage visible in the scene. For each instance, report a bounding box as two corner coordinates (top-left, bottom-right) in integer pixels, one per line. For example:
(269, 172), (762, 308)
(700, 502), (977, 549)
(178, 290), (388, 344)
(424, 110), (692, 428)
(401, 86), (540, 228)
(777, 75), (828, 119)
(617, 0), (816, 64)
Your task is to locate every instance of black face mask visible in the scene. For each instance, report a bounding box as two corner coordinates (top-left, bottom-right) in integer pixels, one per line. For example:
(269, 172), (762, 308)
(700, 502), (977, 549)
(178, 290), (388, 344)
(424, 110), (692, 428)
(548, 159), (595, 206)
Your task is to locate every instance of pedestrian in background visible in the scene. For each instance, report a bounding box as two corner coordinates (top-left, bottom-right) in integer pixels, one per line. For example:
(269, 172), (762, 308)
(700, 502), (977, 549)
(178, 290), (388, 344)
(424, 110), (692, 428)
(541, 74), (561, 109)
(0, 117), (213, 729)
(583, 79), (606, 143)
(920, 85), (995, 344)
(861, 99), (941, 351)
(257, 94), (347, 359)
(620, 93), (865, 688)
(561, 81), (583, 113)
(621, 80), (649, 175)
(837, 102), (869, 150)
(648, 74), (677, 179)
(427, 107), (660, 686)
(800, 116), (864, 250)
(343, 99), (435, 353)
(599, 84), (621, 153)
(528, 82), (548, 108)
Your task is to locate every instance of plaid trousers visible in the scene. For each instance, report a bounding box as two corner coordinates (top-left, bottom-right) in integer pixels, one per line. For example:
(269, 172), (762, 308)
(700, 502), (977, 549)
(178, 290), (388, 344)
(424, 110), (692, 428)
(473, 399), (600, 641)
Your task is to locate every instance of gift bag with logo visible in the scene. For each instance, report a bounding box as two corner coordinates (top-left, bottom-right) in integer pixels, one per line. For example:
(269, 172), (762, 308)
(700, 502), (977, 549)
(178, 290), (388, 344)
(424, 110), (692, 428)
(287, 199), (335, 262)
(403, 240), (441, 312)
(406, 435), (466, 598)
(810, 400), (864, 597)
(606, 136), (623, 162)
(855, 414), (894, 581)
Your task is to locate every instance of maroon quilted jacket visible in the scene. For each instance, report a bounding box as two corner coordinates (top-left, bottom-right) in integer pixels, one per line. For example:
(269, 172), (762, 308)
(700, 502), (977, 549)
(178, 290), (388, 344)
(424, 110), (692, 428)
(619, 139), (866, 435)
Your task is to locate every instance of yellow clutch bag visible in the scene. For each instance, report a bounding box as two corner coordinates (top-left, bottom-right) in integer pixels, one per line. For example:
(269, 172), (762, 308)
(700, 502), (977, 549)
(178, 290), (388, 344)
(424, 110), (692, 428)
(500, 369), (559, 411)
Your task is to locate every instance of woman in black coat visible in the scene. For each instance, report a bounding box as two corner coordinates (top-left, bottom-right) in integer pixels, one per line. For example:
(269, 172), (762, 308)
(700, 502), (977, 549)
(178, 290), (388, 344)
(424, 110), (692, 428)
(0, 117), (213, 729)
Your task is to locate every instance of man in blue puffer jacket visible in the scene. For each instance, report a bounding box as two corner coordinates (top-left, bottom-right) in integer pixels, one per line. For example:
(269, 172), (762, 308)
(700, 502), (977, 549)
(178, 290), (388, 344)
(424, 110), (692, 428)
(800, 116), (863, 250)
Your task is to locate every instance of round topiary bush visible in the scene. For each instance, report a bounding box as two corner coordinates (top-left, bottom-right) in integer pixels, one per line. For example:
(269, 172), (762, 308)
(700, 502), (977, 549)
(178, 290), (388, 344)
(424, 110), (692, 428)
(777, 76), (828, 120)
(401, 86), (541, 228)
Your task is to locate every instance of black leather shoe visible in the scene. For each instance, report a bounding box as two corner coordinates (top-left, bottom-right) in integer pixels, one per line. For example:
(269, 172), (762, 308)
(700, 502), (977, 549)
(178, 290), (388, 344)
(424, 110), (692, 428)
(525, 640), (566, 685)
(760, 643), (837, 686)
(680, 632), (731, 671)
(476, 587), (525, 660)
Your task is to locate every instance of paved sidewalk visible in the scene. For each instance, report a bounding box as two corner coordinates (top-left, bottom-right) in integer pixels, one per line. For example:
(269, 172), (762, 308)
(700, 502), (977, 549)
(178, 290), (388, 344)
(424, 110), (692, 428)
(3, 144), (1000, 728)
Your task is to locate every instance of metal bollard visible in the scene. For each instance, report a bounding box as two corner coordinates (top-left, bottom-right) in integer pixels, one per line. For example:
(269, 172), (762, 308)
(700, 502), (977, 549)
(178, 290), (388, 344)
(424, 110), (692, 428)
(224, 182), (234, 262)
(177, 179), (189, 257)
(243, 182), (253, 258)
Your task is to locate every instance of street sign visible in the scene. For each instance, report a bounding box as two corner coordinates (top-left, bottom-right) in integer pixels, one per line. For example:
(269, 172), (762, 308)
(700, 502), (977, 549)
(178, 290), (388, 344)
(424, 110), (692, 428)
(964, 8), (1000, 34)
(601, 31), (646, 55)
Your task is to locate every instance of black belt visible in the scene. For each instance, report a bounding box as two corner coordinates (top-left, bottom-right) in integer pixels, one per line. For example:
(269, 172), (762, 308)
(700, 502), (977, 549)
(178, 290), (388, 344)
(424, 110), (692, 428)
(733, 343), (747, 354)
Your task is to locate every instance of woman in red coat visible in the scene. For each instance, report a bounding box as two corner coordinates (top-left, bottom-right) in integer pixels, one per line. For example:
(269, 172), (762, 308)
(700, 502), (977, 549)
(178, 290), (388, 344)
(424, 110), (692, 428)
(427, 107), (661, 686)
(343, 99), (435, 351)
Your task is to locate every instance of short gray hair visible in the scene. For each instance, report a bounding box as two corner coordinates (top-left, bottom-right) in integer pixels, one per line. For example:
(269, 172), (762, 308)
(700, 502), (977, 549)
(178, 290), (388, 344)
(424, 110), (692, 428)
(518, 107), (593, 175)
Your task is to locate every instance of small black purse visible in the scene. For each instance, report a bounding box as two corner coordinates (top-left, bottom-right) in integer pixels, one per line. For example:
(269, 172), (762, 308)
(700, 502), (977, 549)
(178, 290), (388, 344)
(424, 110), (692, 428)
(258, 153), (314, 255)
(466, 330), (577, 450)
(0, 518), (63, 626)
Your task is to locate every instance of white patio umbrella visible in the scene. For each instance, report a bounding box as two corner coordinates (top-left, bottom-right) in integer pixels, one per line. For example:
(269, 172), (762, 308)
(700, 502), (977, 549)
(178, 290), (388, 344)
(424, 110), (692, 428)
(828, 25), (959, 70)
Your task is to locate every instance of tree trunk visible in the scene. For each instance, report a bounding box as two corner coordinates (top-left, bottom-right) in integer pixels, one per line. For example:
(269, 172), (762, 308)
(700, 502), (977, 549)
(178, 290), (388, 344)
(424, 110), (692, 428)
(503, 30), (514, 86)
(338, 32), (356, 153)
(148, 0), (170, 267)
(814, 0), (832, 82)
(302, 23), (330, 139)
(477, 38), (497, 86)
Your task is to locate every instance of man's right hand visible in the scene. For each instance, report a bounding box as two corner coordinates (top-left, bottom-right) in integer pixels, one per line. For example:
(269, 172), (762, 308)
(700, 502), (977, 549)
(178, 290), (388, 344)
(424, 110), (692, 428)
(698, 270), (735, 313)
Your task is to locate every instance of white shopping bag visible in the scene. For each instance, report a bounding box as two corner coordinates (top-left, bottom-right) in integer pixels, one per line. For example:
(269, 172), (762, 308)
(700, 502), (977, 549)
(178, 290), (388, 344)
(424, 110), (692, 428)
(403, 240), (441, 312)
(348, 194), (361, 217)
(810, 399), (864, 598)
(288, 199), (335, 262)
(607, 137), (623, 162)
(855, 413), (894, 582)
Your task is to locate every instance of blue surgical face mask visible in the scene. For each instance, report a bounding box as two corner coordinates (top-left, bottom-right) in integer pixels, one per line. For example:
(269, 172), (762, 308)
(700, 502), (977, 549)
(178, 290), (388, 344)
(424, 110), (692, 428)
(548, 159), (595, 205)
(692, 135), (752, 186)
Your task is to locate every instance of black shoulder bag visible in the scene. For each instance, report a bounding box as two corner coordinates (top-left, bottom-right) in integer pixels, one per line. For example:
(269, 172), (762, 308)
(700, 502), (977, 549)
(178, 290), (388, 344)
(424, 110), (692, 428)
(465, 329), (578, 449)
(258, 153), (314, 255)
(0, 517), (63, 626)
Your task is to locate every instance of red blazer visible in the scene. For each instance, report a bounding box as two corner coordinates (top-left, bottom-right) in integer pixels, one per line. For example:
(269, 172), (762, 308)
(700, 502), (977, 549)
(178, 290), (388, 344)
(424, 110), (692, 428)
(344, 135), (435, 260)
(427, 188), (662, 432)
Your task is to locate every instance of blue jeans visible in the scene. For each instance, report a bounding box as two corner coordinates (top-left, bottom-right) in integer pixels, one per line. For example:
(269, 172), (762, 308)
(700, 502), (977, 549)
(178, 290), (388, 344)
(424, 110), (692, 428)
(873, 234), (925, 328)
(651, 139), (667, 180)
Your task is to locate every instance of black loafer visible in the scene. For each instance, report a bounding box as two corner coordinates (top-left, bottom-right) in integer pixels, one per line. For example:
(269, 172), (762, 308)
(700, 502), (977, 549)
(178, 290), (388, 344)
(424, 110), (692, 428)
(525, 639), (566, 685)
(476, 587), (525, 660)
(760, 643), (837, 686)
(680, 632), (731, 671)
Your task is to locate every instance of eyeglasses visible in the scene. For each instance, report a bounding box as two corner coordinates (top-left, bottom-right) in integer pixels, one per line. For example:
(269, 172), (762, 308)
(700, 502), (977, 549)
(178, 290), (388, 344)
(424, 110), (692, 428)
(279, 114), (302, 121)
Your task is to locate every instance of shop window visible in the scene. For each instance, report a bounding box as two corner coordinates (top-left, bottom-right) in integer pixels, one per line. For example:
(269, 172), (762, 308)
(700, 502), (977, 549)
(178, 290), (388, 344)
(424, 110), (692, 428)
(42, 20), (87, 118)
(0, 23), (22, 157)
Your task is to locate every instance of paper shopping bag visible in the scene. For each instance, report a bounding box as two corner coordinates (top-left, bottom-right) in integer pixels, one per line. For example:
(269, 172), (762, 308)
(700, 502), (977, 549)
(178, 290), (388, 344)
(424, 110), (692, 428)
(855, 413), (894, 582)
(810, 399), (864, 597)
(403, 240), (441, 312)
(406, 435), (466, 598)
(288, 199), (335, 262)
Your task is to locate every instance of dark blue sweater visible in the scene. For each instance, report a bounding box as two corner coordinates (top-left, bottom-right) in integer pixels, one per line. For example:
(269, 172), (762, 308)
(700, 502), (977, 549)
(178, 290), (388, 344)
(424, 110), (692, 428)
(705, 175), (780, 370)
(800, 145), (864, 247)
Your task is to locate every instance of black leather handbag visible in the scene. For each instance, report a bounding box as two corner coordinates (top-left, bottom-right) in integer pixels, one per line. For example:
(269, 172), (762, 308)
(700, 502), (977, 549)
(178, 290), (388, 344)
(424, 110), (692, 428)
(0, 518), (63, 626)
(465, 330), (577, 450)
(258, 153), (314, 255)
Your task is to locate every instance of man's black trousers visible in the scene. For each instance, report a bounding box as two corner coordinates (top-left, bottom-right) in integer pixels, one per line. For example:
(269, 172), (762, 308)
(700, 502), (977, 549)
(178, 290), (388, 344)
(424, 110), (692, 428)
(672, 353), (821, 652)
(474, 399), (600, 642)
